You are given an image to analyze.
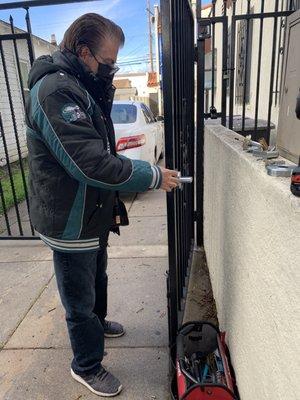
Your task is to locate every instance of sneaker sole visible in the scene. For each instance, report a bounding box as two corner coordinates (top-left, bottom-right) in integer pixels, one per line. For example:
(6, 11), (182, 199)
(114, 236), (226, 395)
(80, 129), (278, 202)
(104, 331), (125, 338)
(71, 369), (123, 397)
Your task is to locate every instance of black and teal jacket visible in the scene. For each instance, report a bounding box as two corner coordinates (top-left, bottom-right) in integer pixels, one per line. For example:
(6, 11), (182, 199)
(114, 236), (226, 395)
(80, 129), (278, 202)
(25, 49), (162, 252)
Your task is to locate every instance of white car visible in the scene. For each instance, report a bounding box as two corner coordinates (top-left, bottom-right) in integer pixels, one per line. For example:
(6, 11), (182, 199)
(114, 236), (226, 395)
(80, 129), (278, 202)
(111, 101), (164, 165)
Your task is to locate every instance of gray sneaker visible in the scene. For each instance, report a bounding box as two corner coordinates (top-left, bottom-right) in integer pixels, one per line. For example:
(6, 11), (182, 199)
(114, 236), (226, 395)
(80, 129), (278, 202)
(71, 367), (122, 397)
(104, 320), (125, 338)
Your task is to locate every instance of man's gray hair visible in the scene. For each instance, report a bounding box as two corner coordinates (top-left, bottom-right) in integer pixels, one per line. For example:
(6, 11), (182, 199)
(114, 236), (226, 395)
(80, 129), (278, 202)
(61, 13), (125, 55)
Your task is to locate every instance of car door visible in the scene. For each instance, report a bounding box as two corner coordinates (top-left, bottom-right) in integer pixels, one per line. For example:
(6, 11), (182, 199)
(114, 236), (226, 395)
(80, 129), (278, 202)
(140, 103), (157, 164)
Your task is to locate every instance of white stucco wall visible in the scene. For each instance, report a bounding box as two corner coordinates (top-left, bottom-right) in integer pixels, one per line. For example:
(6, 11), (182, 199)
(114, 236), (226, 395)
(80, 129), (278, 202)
(114, 73), (158, 97)
(204, 124), (300, 400)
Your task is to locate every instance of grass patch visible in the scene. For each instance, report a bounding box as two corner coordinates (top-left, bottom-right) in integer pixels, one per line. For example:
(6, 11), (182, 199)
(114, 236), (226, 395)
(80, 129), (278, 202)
(0, 159), (29, 216)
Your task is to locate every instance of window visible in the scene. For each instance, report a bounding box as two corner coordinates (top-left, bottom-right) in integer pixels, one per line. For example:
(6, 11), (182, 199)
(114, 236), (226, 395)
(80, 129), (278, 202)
(144, 104), (156, 122)
(111, 104), (137, 124)
(141, 103), (155, 123)
(19, 60), (29, 92)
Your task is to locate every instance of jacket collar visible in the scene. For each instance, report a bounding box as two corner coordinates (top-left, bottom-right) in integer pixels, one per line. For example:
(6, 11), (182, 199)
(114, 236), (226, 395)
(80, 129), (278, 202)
(52, 49), (115, 116)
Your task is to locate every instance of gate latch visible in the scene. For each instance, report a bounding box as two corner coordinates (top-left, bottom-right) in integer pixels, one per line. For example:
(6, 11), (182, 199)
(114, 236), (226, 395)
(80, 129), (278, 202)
(177, 171), (193, 190)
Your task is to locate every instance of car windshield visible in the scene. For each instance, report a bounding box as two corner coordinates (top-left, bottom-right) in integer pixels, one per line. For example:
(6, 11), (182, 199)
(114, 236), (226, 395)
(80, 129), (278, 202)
(111, 104), (137, 124)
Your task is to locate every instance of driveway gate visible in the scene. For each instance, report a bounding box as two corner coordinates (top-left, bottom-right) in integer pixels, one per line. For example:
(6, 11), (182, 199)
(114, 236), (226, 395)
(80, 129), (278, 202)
(161, 0), (299, 368)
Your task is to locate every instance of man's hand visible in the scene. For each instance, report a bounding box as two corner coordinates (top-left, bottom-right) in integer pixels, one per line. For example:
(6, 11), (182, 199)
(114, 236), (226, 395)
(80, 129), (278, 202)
(160, 167), (180, 192)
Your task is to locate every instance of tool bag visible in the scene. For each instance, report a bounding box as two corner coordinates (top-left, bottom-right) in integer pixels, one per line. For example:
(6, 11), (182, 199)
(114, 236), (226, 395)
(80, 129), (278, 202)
(172, 321), (238, 400)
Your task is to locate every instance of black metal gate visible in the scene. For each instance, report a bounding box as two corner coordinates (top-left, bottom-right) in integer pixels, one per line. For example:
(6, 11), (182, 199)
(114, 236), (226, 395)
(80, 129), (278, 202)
(161, 0), (299, 368)
(161, 0), (195, 362)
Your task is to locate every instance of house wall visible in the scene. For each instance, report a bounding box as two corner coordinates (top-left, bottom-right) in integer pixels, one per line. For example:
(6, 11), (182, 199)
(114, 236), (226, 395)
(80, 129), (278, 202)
(213, 0), (285, 129)
(114, 73), (158, 98)
(0, 22), (56, 166)
(204, 124), (300, 400)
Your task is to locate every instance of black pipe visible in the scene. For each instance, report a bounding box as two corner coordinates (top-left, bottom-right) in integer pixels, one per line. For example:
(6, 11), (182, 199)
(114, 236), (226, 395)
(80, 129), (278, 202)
(267, 0), (280, 144)
(228, 0), (237, 129)
(241, 0), (251, 134)
(254, 0), (265, 136)
(196, 34), (205, 247)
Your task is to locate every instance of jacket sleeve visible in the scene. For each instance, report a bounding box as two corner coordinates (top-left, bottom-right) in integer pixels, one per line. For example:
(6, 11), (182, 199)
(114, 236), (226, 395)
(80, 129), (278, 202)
(31, 86), (162, 192)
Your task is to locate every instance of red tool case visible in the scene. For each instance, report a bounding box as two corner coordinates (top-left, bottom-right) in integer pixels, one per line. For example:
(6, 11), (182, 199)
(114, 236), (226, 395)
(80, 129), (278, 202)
(172, 321), (239, 400)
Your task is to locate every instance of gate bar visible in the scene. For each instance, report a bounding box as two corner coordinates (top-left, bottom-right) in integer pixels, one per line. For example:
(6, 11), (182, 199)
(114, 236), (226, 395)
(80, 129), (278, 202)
(254, 0), (265, 135)
(0, 0), (102, 10)
(241, 0), (251, 134)
(25, 8), (35, 64)
(228, 0), (237, 129)
(267, 0), (280, 142)
(0, 181), (12, 236)
(196, 25), (206, 247)
(0, 33), (31, 41)
(161, 0), (179, 362)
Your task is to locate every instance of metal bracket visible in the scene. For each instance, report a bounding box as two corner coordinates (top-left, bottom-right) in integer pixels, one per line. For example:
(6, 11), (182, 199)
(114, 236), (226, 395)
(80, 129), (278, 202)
(198, 20), (211, 40)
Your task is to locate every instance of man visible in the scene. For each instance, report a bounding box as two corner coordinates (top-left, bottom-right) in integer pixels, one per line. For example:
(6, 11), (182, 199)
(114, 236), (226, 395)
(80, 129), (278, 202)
(25, 12), (178, 397)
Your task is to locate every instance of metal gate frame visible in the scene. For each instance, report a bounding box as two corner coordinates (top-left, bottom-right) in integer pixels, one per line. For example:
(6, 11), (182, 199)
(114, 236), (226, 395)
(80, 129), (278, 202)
(161, 0), (299, 369)
(161, 0), (195, 363)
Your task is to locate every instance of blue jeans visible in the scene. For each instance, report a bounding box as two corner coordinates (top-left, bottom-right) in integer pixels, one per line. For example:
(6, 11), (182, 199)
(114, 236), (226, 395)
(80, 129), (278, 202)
(53, 247), (108, 376)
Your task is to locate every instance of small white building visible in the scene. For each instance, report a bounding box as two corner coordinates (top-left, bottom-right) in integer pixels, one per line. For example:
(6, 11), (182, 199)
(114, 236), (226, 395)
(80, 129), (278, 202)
(0, 21), (57, 166)
(113, 72), (161, 116)
(210, 1), (289, 130)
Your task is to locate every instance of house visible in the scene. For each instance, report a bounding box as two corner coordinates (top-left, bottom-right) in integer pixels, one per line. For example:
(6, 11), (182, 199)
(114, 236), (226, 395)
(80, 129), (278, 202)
(113, 72), (161, 116)
(210, 0), (293, 132)
(0, 21), (57, 167)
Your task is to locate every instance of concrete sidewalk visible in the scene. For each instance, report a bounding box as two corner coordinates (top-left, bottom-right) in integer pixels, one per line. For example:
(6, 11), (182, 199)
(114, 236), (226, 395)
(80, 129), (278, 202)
(0, 190), (170, 399)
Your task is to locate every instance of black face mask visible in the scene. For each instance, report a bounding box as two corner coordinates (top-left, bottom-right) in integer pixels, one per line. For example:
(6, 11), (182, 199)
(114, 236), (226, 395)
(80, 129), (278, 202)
(88, 48), (119, 81)
(96, 62), (119, 80)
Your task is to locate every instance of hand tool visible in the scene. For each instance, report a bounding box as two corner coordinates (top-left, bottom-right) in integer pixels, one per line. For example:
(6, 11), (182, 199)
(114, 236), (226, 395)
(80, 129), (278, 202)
(266, 164), (296, 177)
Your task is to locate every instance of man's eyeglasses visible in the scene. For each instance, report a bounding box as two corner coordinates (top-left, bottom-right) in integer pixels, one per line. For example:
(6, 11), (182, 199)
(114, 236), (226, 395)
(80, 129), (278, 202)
(89, 48), (120, 76)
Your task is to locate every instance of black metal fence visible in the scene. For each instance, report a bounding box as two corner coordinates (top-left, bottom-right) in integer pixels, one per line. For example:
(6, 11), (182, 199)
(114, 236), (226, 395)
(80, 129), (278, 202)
(161, 0), (195, 362)
(0, 11), (36, 238)
(0, 0), (97, 239)
(198, 0), (297, 142)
